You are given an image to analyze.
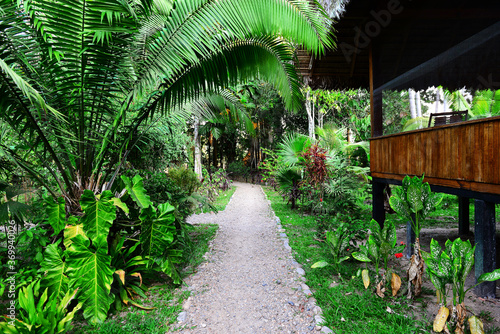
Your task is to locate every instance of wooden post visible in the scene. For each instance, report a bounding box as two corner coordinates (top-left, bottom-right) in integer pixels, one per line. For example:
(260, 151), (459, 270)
(458, 196), (470, 235)
(372, 181), (385, 228)
(474, 199), (496, 297)
(369, 44), (383, 138)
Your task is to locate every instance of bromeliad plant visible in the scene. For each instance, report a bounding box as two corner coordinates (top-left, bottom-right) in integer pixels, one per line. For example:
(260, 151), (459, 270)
(422, 238), (500, 334)
(389, 174), (443, 298)
(311, 222), (351, 274)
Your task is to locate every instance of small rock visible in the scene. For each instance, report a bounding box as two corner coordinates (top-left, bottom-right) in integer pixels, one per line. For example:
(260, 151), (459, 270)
(315, 325), (322, 331)
(182, 297), (192, 310)
(315, 314), (325, 324)
(177, 311), (187, 323)
(200, 323), (207, 328)
(288, 301), (295, 306)
(296, 268), (305, 275)
(321, 327), (334, 334)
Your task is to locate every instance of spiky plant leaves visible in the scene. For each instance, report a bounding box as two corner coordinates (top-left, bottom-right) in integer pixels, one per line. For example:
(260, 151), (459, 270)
(65, 234), (114, 325)
(80, 190), (116, 244)
(45, 196), (66, 236)
(121, 175), (153, 209)
(40, 242), (68, 301)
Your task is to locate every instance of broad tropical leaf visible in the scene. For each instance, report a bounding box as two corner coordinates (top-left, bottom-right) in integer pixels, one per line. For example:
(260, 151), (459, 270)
(65, 235), (114, 324)
(139, 203), (176, 259)
(80, 190), (116, 243)
(64, 223), (87, 249)
(45, 196), (66, 235)
(40, 242), (68, 301)
(121, 175), (153, 209)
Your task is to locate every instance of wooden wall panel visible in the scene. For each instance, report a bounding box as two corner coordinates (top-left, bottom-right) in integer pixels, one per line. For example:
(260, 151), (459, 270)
(370, 116), (500, 195)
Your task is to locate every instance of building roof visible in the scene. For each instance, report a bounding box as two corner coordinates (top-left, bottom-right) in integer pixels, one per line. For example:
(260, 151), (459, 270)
(298, 0), (500, 91)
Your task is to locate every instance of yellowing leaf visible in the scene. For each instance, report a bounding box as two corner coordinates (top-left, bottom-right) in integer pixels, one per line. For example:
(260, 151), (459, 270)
(468, 316), (484, 334)
(115, 270), (125, 285)
(361, 269), (370, 289)
(433, 306), (449, 332)
(130, 272), (143, 286)
(391, 273), (401, 297)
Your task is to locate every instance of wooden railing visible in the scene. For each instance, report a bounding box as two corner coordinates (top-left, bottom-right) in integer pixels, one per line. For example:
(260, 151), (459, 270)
(370, 116), (500, 195)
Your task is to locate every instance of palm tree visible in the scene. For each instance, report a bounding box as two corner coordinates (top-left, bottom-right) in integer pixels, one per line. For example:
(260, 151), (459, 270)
(0, 0), (334, 210)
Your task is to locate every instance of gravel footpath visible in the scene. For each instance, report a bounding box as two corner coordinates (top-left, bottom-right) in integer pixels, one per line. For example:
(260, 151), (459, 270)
(174, 182), (332, 334)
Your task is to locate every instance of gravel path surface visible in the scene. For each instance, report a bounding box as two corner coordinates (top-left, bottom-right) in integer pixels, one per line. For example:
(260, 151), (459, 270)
(175, 182), (331, 334)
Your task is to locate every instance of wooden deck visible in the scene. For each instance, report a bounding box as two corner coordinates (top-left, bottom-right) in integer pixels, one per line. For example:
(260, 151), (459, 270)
(370, 115), (500, 197)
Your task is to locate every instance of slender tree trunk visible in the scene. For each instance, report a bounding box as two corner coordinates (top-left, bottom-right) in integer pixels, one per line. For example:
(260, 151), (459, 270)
(305, 90), (315, 139)
(416, 91), (422, 117)
(409, 89), (416, 119)
(194, 116), (202, 180)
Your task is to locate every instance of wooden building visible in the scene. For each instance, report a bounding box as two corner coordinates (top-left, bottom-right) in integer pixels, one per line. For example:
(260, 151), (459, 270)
(300, 0), (500, 297)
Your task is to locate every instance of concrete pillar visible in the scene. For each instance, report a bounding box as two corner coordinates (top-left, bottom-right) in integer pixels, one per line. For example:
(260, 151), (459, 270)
(458, 196), (470, 236)
(474, 199), (496, 297)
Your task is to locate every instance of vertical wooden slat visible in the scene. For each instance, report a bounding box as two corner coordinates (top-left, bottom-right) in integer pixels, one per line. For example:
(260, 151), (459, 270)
(476, 124), (484, 182)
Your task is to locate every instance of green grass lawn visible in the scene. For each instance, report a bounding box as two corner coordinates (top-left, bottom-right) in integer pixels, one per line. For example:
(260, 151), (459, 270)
(263, 186), (430, 334)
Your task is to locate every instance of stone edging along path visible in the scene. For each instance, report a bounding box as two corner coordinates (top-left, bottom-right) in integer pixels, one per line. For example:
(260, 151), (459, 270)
(174, 182), (334, 333)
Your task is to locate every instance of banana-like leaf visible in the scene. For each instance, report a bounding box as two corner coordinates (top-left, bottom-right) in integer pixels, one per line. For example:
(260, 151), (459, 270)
(367, 235), (379, 259)
(80, 190), (116, 244)
(352, 251), (371, 262)
(45, 196), (66, 236)
(139, 203), (176, 260)
(65, 235), (114, 325)
(64, 224), (87, 249)
(311, 260), (329, 268)
(40, 242), (68, 301)
(478, 268), (500, 282)
(121, 175), (152, 209)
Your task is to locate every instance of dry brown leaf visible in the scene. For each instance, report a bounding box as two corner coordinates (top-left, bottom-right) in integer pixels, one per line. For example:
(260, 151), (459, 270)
(115, 269), (126, 285)
(433, 306), (450, 332)
(391, 273), (401, 297)
(376, 280), (385, 298)
(455, 303), (467, 334)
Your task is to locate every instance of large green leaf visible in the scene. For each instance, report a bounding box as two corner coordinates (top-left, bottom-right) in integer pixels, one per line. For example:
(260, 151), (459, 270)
(64, 223), (87, 249)
(40, 242), (68, 301)
(45, 196), (66, 236)
(80, 190), (116, 243)
(121, 175), (152, 209)
(65, 235), (114, 324)
(139, 203), (176, 259)
(478, 268), (500, 283)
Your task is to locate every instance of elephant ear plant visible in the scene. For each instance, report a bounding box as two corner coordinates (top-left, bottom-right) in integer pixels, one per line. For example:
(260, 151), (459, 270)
(422, 238), (500, 334)
(389, 175), (443, 298)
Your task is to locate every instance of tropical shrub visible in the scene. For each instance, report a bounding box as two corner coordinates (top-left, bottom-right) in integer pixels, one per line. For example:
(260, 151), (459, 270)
(311, 222), (351, 274)
(389, 174), (443, 298)
(422, 238), (500, 334)
(0, 279), (82, 333)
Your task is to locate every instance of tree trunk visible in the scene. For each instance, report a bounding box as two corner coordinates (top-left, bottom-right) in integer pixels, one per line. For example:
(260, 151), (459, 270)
(194, 116), (202, 180)
(416, 91), (422, 117)
(305, 90), (315, 139)
(409, 89), (416, 119)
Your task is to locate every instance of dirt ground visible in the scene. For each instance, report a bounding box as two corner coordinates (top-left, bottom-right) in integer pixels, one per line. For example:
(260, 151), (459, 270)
(396, 226), (500, 332)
